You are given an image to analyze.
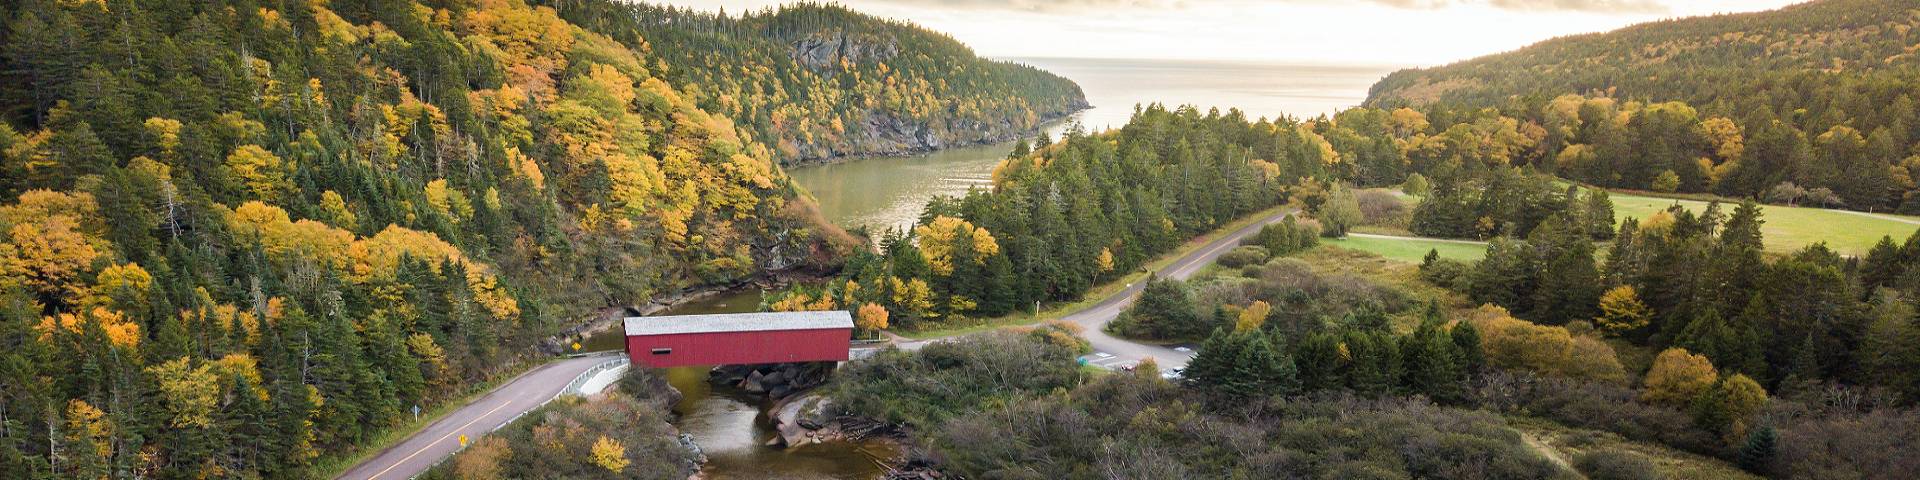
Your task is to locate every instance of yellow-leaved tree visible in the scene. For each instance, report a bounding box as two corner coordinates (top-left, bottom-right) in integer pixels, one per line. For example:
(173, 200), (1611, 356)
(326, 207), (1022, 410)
(63, 399), (114, 480)
(1595, 285), (1652, 336)
(590, 435), (629, 473)
(1, 190), (103, 310)
(1236, 301), (1271, 333)
(224, 144), (294, 202)
(147, 357), (221, 429)
(1468, 305), (1625, 383)
(1642, 347), (1719, 405)
(857, 303), (890, 332)
(914, 216), (999, 276)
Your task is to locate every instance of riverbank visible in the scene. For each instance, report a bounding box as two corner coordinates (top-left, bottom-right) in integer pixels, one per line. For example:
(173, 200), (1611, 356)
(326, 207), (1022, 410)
(665, 365), (904, 479)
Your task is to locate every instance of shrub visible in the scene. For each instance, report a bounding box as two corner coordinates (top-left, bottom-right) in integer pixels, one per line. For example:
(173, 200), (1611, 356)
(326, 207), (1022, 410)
(1017, 320), (1092, 355)
(1248, 215), (1320, 256)
(1641, 348), (1717, 405)
(1467, 305), (1626, 383)
(1217, 245), (1271, 268)
(1355, 189), (1408, 227)
(1470, 371), (1721, 455)
(1402, 173), (1431, 197)
(935, 377), (1562, 479)
(424, 368), (695, 480)
(1317, 183), (1363, 237)
(1774, 408), (1920, 479)
(1418, 256), (1474, 291)
(828, 332), (1084, 428)
(1574, 449), (1664, 480)
(1110, 277), (1207, 341)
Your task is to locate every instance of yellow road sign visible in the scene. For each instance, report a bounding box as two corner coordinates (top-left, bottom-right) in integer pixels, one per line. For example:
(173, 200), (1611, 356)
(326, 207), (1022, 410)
(458, 434), (468, 447)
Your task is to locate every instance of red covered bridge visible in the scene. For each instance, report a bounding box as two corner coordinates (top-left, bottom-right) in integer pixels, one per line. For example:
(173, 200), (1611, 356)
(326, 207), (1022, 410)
(623, 311), (855, 368)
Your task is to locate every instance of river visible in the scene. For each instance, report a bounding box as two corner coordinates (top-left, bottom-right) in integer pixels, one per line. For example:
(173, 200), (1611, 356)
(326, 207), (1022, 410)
(788, 57), (1397, 233)
(581, 289), (899, 479)
(591, 57), (1393, 479)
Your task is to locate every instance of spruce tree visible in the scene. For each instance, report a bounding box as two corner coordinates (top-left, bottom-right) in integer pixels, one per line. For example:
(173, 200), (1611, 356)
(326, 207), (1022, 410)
(1183, 329), (1239, 391)
(1400, 319), (1465, 401)
(1861, 236), (1904, 290)
(1452, 319), (1485, 374)
(1677, 308), (1764, 377)
(1737, 425), (1778, 475)
(1293, 332), (1342, 392)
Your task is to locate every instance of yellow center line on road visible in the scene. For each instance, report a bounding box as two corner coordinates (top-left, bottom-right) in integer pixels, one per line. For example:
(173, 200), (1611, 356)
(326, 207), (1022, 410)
(363, 399), (514, 480)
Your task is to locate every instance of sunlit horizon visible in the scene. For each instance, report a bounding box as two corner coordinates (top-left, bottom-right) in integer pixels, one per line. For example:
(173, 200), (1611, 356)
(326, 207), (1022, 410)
(662, 0), (1806, 67)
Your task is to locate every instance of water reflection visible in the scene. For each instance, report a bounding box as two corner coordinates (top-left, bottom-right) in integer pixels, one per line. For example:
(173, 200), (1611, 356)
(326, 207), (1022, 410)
(786, 141), (1012, 236)
(664, 366), (895, 479)
(579, 290), (893, 479)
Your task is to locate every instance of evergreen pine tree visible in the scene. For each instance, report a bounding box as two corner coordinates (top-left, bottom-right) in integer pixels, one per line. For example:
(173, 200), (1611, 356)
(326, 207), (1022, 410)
(1737, 425), (1778, 475)
(1451, 319), (1485, 374)
(1183, 329), (1239, 391)
(1293, 332), (1342, 392)
(1400, 318), (1466, 401)
(1861, 236), (1904, 290)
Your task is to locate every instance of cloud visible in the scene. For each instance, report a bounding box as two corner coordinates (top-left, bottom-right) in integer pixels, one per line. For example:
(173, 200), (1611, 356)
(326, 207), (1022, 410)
(1484, 0), (1669, 13)
(857, 0), (1187, 13)
(1346, 0), (1669, 13)
(859, 0), (1669, 14)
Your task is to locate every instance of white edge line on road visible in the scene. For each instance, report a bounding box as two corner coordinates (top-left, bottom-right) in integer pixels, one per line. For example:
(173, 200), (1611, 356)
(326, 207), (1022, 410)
(363, 400), (513, 480)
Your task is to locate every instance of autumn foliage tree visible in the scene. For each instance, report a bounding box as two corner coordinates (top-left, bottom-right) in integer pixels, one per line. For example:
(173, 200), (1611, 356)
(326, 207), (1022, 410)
(0, 0), (850, 476)
(856, 303), (890, 332)
(1643, 348), (1720, 405)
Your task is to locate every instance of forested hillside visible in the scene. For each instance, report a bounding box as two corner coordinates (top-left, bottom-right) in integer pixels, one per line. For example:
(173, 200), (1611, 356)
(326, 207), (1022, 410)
(538, 1), (1089, 165)
(766, 105), (1318, 327)
(0, 0), (850, 476)
(1367, 0), (1920, 211)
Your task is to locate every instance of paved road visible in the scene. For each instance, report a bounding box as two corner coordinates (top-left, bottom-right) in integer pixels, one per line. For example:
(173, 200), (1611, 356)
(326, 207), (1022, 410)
(892, 209), (1297, 371)
(335, 354), (615, 480)
(340, 209), (1294, 479)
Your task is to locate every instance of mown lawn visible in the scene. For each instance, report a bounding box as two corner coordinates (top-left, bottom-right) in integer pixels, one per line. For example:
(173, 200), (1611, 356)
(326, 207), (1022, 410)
(1324, 235), (1487, 263)
(1607, 191), (1920, 256)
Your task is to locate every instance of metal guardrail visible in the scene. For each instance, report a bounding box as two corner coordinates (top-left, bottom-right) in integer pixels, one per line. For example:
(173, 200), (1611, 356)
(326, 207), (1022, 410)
(561, 356), (630, 396)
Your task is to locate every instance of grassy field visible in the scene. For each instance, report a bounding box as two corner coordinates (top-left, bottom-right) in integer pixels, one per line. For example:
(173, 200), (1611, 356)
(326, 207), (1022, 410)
(1324, 235), (1487, 263)
(1605, 190), (1920, 256)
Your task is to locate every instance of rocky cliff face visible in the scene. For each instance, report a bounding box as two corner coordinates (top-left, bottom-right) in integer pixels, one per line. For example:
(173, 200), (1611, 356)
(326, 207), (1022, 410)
(792, 31), (900, 70)
(776, 33), (1089, 166)
(778, 104), (1089, 166)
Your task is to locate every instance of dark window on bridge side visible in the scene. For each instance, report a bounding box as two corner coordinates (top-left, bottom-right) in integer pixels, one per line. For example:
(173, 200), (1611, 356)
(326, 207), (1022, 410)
(651, 347), (672, 355)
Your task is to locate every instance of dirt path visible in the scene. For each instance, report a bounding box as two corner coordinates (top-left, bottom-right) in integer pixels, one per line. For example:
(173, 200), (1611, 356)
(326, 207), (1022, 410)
(1834, 209), (1920, 226)
(1519, 430), (1575, 474)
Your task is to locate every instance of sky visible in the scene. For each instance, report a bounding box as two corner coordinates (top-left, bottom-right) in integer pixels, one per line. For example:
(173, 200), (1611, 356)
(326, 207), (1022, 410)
(661, 0), (1806, 67)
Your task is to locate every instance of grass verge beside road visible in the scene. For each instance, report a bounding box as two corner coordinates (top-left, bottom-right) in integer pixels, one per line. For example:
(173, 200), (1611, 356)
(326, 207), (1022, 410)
(312, 357), (547, 479)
